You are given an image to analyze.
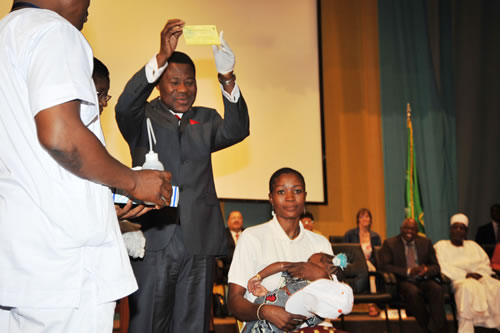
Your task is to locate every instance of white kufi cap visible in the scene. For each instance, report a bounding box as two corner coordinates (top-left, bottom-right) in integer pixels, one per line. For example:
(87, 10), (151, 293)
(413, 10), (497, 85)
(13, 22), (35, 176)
(450, 213), (469, 227)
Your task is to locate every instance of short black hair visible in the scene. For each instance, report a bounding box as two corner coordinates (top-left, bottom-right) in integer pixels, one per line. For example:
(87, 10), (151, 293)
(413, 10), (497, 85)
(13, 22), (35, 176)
(300, 211), (314, 220)
(93, 57), (109, 80)
(168, 51), (196, 75)
(269, 167), (305, 193)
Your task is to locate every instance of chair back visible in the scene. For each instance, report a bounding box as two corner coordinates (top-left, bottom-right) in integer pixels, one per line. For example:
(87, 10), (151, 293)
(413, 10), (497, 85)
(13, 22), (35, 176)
(332, 243), (369, 293)
(329, 235), (345, 244)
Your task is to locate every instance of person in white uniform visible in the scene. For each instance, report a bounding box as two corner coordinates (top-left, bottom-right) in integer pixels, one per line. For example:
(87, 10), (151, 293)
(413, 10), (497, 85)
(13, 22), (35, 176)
(0, 1), (172, 332)
(434, 213), (500, 333)
(228, 168), (336, 332)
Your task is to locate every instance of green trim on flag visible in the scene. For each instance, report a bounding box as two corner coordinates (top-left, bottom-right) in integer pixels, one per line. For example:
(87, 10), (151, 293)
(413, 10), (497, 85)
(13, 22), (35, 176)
(405, 104), (425, 235)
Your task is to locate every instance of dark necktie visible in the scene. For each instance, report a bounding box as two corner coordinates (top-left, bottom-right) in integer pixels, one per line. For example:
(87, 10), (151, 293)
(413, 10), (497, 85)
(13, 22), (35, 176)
(406, 243), (417, 269)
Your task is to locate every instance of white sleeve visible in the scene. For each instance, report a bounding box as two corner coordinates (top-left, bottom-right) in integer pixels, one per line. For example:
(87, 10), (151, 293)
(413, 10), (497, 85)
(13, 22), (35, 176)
(27, 22), (96, 125)
(228, 230), (261, 291)
(221, 83), (241, 102)
(145, 55), (168, 83)
(144, 54), (241, 102)
(472, 242), (495, 276)
(314, 234), (334, 255)
(434, 241), (466, 281)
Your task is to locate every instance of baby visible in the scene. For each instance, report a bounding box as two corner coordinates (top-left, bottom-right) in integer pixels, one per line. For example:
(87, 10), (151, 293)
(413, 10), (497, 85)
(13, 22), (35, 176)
(243, 252), (350, 333)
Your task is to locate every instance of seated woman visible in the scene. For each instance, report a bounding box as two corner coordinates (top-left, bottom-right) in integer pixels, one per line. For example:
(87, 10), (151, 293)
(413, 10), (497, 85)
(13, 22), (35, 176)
(343, 208), (382, 316)
(227, 168), (345, 332)
(343, 208), (381, 269)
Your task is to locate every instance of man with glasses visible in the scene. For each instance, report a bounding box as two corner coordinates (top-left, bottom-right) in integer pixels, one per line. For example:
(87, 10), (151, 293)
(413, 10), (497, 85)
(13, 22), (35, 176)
(93, 57), (112, 114)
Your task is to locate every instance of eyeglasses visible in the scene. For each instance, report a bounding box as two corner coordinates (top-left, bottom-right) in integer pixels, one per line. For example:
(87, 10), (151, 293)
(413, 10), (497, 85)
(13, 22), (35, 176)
(97, 91), (112, 103)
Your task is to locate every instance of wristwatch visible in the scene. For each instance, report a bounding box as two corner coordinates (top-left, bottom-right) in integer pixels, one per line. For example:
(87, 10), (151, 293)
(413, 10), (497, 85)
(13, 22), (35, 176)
(218, 73), (236, 86)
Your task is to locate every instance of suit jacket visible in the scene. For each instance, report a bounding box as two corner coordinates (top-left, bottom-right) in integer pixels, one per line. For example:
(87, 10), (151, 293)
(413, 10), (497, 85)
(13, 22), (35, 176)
(225, 228), (237, 255)
(115, 66), (249, 255)
(380, 235), (441, 280)
(475, 222), (498, 245)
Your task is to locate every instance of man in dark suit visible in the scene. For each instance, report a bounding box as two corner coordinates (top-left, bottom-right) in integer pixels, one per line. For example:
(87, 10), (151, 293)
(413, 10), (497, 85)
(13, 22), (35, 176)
(380, 218), (445, 333)
(226, 210), (244, 253)
(115, 19), (249, 333)
(475, 204), (500, 257)
(216, 210), (244, 284)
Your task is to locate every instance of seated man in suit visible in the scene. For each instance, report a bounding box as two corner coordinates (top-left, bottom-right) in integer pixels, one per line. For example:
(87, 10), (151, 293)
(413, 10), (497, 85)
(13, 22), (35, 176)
(475, 203), (500, 258)
(380, 218), (445, 333)
(216, 210), (245, 285)
(435, 213), (500, 333)
(227, 210), (244, 251)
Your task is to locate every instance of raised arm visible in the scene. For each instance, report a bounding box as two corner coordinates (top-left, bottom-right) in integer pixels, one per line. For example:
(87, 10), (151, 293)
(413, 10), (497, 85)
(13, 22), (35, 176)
(210, 32), (250, 152)
(116, 19), (185, 144)
(35, 101), (171, 207)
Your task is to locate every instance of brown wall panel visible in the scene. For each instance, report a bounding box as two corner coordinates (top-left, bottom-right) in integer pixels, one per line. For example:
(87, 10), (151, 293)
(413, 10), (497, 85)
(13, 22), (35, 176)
(310, 0), (386, 240)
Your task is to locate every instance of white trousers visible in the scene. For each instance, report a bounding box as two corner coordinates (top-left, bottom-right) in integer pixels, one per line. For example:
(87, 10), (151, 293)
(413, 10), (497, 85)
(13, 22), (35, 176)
(455, 276), (500, 333)
(0, 261), (116, 333)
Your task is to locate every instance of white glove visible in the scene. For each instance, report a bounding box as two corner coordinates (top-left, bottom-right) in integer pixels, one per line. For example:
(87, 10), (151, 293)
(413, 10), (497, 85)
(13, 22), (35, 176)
(212, 31), (235, 74)
(122, 230), (146, 259)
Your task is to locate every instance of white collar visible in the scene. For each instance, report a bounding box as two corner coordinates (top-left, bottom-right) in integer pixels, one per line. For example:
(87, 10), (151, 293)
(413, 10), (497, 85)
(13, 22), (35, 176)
(270, 215), (304, 241)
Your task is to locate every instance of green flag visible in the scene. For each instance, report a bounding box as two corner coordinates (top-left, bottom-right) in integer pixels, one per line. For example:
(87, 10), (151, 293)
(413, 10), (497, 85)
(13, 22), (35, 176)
(405, 104), (425, 235)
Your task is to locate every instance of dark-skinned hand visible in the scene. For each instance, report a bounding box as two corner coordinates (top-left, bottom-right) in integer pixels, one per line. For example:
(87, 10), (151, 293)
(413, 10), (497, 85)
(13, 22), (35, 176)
(285, 262), (329, 281)
(157, 19), (185, 67)
(466, 272), (482, 280)
(260, 304), (306, 332)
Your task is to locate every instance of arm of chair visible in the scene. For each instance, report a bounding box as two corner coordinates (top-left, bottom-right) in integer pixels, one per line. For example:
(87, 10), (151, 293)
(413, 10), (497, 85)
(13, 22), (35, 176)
(379, 271), (397, 285)
(369, 270), (397, 295)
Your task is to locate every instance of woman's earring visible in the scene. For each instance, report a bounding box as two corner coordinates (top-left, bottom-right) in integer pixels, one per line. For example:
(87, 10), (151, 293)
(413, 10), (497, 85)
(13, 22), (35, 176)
(271, 206), (275, 217)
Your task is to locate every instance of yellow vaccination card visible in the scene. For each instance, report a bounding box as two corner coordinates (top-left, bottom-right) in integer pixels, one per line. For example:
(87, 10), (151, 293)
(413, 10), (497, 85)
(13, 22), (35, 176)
(183, 25), (220, 45)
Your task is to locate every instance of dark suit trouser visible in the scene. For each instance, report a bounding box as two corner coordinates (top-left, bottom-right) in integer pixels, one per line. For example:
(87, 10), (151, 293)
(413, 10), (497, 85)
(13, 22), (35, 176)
(128, 226), (216, 333)
(399, 279), (445, 333)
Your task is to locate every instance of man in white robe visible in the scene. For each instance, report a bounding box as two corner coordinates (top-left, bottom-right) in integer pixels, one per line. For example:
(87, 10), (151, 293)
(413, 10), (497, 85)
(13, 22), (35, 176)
(434, 213), (500, 333)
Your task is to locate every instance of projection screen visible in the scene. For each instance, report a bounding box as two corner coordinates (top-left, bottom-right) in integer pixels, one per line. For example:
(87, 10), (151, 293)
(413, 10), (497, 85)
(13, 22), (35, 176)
(0, 0), (325, 202)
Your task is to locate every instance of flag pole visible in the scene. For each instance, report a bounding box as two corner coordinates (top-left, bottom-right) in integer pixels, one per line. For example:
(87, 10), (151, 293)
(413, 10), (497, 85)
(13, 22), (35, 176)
(405, 103), (425, 235)
(407, 103), (414, 219)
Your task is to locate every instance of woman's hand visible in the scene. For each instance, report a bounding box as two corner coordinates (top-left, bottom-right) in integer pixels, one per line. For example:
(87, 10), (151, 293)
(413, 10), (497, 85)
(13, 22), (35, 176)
(228, 283), (306, 329)
(260, 304), (306, 331)
(285, 262), (329, 281)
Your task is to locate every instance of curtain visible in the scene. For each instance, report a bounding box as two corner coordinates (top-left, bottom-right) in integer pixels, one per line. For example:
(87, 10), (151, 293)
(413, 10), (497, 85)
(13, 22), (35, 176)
(378, 0), (457, 241)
